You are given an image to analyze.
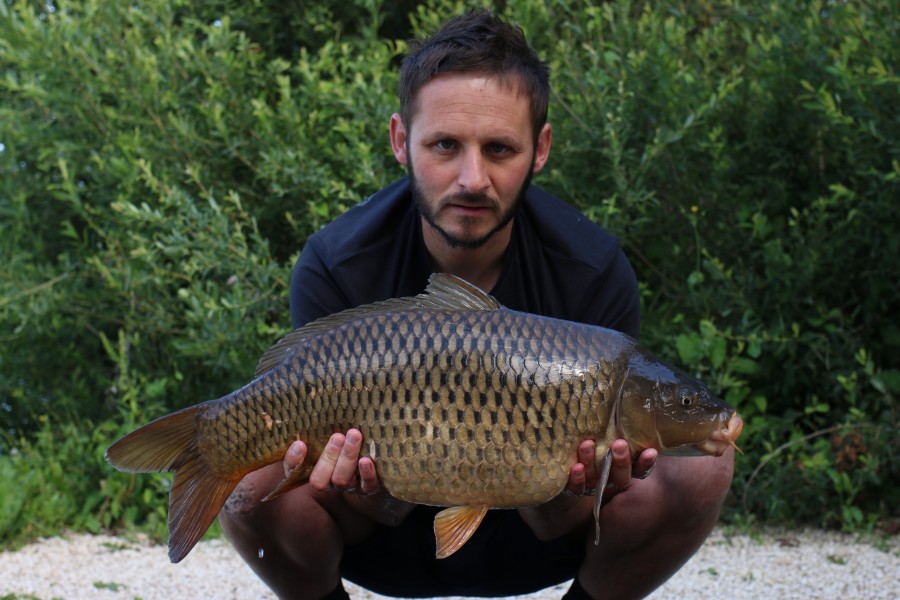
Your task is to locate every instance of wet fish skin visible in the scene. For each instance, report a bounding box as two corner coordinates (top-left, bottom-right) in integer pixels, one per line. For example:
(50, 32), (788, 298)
(251, 308), (630, 508)
(105, 273), (742, 563)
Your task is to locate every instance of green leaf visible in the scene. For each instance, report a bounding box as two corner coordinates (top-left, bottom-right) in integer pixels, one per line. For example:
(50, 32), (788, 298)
(732, 357), (759, 375)
(752, 396), (767, 413)
(709, 336), (727, 369)
(676, 333), (703, 365)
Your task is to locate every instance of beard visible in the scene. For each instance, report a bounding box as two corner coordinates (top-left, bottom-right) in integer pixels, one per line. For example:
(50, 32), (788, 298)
(409, 158), (534, 251)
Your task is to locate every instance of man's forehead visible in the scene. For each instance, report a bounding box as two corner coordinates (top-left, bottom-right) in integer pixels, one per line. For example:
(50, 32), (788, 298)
(407, 72), (530, 125)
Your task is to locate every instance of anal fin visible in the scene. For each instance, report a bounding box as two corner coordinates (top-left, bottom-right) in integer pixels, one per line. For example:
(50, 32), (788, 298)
(433, 505), (489, 559)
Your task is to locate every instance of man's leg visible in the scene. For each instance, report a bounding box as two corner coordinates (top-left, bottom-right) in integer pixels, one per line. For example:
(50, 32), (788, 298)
(218, 462), (377, 600)
(578, 450), (735, 599)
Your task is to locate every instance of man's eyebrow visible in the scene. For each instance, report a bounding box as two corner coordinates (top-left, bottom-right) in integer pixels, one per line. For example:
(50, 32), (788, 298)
(421, 131), (523, 148)
(485, 135), (521, 147)
(420, 130), (455, 140)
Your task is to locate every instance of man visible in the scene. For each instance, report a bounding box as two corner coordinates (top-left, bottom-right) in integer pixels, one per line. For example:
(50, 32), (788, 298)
(219, 10), (734, 599)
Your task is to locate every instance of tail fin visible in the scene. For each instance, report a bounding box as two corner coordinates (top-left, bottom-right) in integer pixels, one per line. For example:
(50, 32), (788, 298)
(105, 406), (240, 563)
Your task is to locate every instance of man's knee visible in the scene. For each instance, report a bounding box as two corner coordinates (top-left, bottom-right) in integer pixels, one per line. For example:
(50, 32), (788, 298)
(663, 450), (735, 527)
(219, 468), (291, 539)
(698, 449), (736, 508)
(223, 479), (261, 517)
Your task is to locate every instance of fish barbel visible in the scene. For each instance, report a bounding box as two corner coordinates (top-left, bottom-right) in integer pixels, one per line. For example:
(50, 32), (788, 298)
(106, 274), (743, 563)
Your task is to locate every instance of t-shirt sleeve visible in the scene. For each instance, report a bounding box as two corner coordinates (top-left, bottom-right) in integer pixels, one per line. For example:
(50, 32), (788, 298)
(289, 235), (351, 328)
(594, 245), (641, 339)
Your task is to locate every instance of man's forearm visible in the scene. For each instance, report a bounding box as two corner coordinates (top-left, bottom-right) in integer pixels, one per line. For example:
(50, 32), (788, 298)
(344, 492), (416, 527)
(518, 493), (594, 541)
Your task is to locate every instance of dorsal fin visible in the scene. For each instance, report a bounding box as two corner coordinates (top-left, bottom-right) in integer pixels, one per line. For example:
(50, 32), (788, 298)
(414, 273), (501, 311)
(254, 273), (501, 377)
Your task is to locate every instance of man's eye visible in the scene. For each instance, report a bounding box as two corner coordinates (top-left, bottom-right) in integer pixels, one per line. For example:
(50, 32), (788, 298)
(487, 143), (510, 154)
(435, 140), (456, 151)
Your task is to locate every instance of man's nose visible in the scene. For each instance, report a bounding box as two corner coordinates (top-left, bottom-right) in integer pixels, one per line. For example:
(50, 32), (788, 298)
(457, 149), (490, 194)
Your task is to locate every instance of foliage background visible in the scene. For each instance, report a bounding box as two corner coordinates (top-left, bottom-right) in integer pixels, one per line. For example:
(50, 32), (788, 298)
(1, 0), (897, 546)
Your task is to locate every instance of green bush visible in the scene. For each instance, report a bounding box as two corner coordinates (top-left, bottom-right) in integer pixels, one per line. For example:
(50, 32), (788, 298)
(1, 0), (896, 546)
(0, 416), (171, 547)
(0, 0), (403, 543)
(518, 0), (898, 528)
(0, 0), (402, 427)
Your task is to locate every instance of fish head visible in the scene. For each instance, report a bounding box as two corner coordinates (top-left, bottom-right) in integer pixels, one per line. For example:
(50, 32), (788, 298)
(618, 348), (743, 457)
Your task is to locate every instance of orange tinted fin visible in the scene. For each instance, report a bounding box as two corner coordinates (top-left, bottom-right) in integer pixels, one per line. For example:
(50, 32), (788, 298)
(433, 505), (489, 559)
(105, 406), (200, 474)
(262, 462), (314, 502)
(167, 457), (240, 562)
(105, 405), (239, 563)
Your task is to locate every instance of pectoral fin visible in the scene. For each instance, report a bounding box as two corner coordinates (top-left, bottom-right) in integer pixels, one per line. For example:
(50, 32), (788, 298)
(593, 448), (613, 545)
(433, 505), (489, 559)
(262, 462), (313, 502)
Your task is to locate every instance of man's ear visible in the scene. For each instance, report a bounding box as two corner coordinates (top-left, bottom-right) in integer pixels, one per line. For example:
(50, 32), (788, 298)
(390, 113), (408, 165)
(532, 123), (552, 174)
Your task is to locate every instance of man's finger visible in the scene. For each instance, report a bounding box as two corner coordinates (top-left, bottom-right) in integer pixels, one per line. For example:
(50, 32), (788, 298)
(358, 457), (381, 495)
(578, 440), (597, 488)
(634, 448), (658, 479)
(283, 440), (307, 475)
(309, 432), (345, 490)
(566, 462), (587, 496)
(332, 429), (363, 489)
(607, 439), (633, 491)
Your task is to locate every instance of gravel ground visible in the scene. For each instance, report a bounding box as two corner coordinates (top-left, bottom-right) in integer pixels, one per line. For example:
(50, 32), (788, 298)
(1, 527), (897, 599)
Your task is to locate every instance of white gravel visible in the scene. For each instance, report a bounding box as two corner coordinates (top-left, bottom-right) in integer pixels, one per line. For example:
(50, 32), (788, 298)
(0, 528), (897, 599)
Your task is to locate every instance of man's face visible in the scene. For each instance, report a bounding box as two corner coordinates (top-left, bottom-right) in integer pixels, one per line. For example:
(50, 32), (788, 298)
(390, 73), (551, 250)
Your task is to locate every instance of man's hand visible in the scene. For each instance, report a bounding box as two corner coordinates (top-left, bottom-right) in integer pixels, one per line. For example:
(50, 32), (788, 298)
(283, 428), (414, 526)
(516, 438), (659, 541)
(565, 439), (659, 499)
(291, 429), (381, 495)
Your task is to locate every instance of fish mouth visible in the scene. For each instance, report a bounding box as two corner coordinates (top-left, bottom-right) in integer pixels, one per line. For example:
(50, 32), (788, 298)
(700, 412), (745, 456)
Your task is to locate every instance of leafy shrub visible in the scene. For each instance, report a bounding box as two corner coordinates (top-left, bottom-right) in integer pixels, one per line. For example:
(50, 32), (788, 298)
(0, 0), (402, 428)
(0, 0), (402, 543)
(0, 0), (896, 546)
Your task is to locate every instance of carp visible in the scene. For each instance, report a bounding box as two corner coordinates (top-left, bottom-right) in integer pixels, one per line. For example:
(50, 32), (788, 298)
(106, 273), (743, 563)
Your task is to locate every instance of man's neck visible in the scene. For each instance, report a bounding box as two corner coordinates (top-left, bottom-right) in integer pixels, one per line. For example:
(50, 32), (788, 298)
(421, 218), (512, 293)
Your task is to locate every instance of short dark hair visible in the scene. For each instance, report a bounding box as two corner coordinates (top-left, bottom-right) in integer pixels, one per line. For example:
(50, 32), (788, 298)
(398, 10), (550, 143)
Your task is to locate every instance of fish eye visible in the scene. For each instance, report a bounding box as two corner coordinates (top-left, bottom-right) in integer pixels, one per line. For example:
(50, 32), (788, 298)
(680, 392), (694, 407)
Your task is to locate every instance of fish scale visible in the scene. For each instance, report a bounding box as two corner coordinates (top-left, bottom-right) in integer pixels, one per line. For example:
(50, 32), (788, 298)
(106, 273), (743, 563)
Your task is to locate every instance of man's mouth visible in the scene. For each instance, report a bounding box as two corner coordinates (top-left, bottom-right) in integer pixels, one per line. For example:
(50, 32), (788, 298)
(448, 204), (491, 217)
(444, 194), (496, 216)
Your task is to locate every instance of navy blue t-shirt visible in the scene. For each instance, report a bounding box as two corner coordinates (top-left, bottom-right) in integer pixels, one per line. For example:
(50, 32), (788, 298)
(290, 176), (640, 337)
(287, 176), (642, 595)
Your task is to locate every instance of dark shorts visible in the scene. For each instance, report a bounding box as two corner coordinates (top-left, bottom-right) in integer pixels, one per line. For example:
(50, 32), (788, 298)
(340, 505), (583, 597)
